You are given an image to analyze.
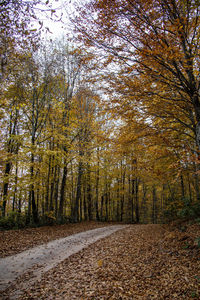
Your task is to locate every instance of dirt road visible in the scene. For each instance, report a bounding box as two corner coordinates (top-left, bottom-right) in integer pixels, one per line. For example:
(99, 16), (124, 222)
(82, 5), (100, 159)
(1, 223), (199, 300)
(0, 225), (127, 297)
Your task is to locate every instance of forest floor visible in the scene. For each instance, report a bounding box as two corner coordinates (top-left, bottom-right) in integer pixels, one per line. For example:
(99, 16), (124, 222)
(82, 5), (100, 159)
(0, 221), (114, 258)
(0, 221), (200, 299)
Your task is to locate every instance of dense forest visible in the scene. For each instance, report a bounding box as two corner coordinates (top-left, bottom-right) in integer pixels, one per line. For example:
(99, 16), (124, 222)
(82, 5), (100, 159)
(0, 0), (200, 228)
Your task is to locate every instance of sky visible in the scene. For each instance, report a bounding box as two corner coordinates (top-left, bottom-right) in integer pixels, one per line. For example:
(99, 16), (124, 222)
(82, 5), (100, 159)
(36, 0), (77, 39)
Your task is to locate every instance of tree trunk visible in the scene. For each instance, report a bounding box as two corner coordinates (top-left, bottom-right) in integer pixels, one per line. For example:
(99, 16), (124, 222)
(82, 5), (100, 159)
(116, 177), (120, 221)
(83, 176), (88, 220)
(2, 112), (18, 216)
(95, 148), (100, 221)
(87, 163), (92, 221)
(58, 163), (67, 221)
(120, 163), (125, 222)
(187, 173), (192, 202)
(79, 188), (82, 222)
(30, 152), (38, 224)
(101, 195), (104, 221)
(49, 163), (56, 212)
(152, 186), (157, 224)
(54, 166), (60, 219)
(73, 161), (83, 222)
(45, 155), (52, 213)
(18, 189), (22, 214)
(193, 161), (200, 201)
(2, 162), (12, 217)
(180, 174), (185, 199)
(12, 160), (18, 212)
(105, 192), (108, 221)
(142, 182), (147, 223)
(135, 177), (139, 223)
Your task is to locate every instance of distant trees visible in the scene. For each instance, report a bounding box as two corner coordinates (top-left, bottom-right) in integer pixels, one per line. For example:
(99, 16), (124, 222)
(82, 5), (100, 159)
(71, 0), (200, 216)
(0, 40), (116, 225)
(0, 0), (199, 228)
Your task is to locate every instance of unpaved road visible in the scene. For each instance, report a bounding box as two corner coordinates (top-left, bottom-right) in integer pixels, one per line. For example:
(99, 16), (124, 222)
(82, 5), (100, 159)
(0, 225), (128, 295)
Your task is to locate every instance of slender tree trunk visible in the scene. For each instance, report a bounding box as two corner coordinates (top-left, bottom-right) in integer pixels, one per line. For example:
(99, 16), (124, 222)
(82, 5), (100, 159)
(58, 163), (67, 221)
(116, 177), (120, 221)
(135, 177), (139, 223)
(18, 189), (22, 213)
(2, 162), (12, 217)
(108, 188), (111, 221)
(193, 162), (200, 201)
(152, 185), (157, 224)
(79, 189), (82, 222)
(83, 176), (88, 220)
(36, 188), (40, 213)
(30, 152), (38, 224)
(95, 148), (100, 221)
(105, 192), (108, 221)
(27, 190), (31, 224)
(195, 103), (200, 153)
(142, 182), (147, 223)
(87, 163), (92, 221)
(54, 166), (60, 219)
(49, 163), (56, 212)
(180, 174), (185, 199)
(120, 163), (125, 222)
(187, 173), (192, 202)
(45, 155), (51, 213)
(12, 160), (18, 211)
(41, 193), (45, 217)
(73, 160), (83, 222)
(128, 174), (131, 222)
(100, 195), (104, 221)
(2, 110), (19, 216)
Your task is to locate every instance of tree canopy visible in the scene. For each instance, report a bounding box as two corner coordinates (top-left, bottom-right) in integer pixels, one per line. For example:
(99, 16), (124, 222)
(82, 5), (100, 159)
(0, 0), (200, 228)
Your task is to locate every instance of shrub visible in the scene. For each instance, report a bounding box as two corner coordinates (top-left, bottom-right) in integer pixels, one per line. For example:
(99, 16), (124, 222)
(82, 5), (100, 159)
(40, 211), (56, 226)
(177, 198), (200, 219)
(0, 211), (26, 230)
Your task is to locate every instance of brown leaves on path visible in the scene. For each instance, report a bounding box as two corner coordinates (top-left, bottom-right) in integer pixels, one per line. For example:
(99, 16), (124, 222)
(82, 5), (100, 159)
(0, 221), (113, 258)
(2, 223), (199, 300)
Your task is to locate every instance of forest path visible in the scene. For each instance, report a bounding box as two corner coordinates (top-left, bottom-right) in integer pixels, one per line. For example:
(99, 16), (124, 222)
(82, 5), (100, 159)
(1, 223), (200, 299)
(0, 225), (128, 297)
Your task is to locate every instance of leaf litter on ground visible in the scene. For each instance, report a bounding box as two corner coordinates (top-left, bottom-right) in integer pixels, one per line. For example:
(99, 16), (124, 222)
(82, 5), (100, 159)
(0, 221), (114, 258)
(1, 222), (200, 299)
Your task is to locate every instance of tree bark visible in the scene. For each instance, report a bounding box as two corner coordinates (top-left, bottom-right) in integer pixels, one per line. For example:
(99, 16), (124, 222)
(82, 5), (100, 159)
(2, 162), (12, 217)
(30, 152), (38, 224)
(87, 163), (92, 221)
(95, 148), (100, 221)
(180, 174), (185, 199)
(58, 162), (67, 221)
(73, 160), (83, 222)
(152, 186), (157, 224)
(135, 177), (139, 223)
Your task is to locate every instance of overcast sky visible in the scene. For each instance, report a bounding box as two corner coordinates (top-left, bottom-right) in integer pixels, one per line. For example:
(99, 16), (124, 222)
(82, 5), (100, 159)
(35, 0), (77, 39)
